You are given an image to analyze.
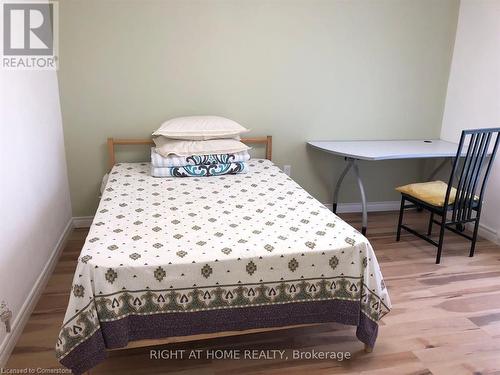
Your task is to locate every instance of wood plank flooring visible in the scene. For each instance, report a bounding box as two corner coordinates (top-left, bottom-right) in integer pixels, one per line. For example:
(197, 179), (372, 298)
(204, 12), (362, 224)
(5, 211), (500, 374)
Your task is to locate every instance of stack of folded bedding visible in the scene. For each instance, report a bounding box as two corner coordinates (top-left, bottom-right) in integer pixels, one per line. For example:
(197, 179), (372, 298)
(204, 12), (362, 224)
(151, 116), (251, 177)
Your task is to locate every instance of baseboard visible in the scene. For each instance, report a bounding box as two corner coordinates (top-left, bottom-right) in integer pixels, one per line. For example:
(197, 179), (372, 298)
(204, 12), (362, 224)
(73, 216), (94, 228)
(324, 201), (401, 213)
(473, 222), (499, 245)
(73, 202), (402, 230)
(73, 201), (402, 229)
(326, 201), (499, 244)
(0, 218), (73, 367)
(76, 208), (498, 244)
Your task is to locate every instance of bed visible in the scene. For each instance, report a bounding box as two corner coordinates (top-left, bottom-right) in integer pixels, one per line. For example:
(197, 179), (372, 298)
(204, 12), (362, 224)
(56, 137), (391, 374)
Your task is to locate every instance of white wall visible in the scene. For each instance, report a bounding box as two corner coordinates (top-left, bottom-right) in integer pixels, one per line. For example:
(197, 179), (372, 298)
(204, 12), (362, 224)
(0, 68), (72, 363)
(441, 0), (500, 242)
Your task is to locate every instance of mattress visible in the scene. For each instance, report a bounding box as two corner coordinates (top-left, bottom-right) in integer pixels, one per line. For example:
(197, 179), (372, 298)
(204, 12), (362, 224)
(56, 159), (391, 374)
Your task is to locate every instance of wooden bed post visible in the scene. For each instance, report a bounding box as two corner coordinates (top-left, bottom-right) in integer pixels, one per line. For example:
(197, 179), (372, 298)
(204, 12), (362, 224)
(107, 137), (115, 171)
(266, 135), (272, 160)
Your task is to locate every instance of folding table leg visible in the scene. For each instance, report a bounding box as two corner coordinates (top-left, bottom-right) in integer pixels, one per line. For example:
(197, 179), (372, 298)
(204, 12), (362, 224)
(332, 158), (353, 213)
(352, 160), (368, 235)
(332, 158), (367, 235)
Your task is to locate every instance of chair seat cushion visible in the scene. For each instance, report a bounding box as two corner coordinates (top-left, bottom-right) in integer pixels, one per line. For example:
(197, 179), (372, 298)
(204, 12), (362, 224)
(396, 180), (457, 207)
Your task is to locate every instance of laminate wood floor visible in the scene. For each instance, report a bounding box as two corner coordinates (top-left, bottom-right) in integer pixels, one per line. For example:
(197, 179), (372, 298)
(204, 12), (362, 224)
(6, 211), (500, 374)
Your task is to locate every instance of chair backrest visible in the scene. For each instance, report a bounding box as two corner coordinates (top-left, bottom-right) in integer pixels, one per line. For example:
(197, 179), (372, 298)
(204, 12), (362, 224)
(445, 128), (500, 223)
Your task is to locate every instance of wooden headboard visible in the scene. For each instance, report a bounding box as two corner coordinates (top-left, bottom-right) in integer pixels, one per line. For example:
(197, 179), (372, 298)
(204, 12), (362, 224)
(107, 136), (272, 171)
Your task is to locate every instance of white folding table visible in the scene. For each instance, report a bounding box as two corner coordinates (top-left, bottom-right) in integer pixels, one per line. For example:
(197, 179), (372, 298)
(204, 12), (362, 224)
(307, 139), (460, 235)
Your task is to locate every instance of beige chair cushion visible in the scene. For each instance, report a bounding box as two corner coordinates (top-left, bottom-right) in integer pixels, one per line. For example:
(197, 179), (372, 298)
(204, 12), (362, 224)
(396, 180), (457, 207)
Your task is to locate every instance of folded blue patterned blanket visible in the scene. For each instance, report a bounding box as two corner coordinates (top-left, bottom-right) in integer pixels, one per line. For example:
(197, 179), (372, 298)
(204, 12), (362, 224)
(151, 148), (250, 168)
(151, 162), (248, 177)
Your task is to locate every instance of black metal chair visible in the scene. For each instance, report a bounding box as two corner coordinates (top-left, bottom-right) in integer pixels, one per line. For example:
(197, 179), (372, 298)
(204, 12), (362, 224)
(396, 128), (500, 264)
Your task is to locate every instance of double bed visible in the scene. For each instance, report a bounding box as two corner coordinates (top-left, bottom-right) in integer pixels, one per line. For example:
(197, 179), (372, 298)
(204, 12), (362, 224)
(56, 137), (390, 374)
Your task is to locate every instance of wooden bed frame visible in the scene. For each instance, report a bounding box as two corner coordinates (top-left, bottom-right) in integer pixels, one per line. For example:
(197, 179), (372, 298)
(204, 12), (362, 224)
(90, 135), (370, 373)
(107, 136), (273, 171)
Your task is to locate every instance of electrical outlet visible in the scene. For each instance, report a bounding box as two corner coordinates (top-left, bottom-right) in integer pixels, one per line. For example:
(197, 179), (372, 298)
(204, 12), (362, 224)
(283, 165), (291, 176)
(0, 300), (12, 333)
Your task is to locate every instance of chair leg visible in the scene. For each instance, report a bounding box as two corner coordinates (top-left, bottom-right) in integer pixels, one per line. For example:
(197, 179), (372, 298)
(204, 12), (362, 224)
(436, 216), (446, 264)
(427, 212), (434, 236)
(396, 197), (405, 242)
(469, 218), (480, 257)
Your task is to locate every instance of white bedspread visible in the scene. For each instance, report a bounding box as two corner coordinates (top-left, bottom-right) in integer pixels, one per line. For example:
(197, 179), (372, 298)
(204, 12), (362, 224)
(56, 159), (391, 373)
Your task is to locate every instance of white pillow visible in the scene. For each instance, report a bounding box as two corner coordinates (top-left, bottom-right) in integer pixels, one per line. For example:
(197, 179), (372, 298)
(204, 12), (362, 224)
(152, 116), (249, 140)
(153, 137), (251, 157)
